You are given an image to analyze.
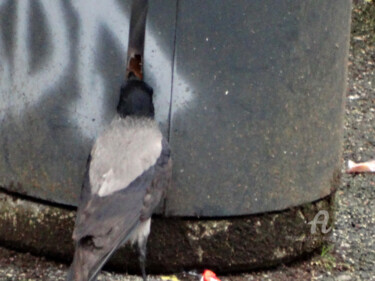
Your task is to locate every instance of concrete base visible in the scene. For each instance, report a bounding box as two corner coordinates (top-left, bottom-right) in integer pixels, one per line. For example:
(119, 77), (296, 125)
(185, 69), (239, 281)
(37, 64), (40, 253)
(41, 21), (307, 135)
(0, 190), (334, 274)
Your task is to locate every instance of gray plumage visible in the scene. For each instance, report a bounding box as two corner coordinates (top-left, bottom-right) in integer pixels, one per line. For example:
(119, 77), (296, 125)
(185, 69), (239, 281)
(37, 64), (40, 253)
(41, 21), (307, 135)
(67, 81), (172, 281)
(89, 117), (163, 197)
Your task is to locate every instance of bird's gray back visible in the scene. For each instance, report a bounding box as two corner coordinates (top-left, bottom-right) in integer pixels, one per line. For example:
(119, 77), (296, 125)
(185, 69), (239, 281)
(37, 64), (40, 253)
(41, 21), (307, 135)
(69, 116), (168, 281)
(89, 116), (162, 197)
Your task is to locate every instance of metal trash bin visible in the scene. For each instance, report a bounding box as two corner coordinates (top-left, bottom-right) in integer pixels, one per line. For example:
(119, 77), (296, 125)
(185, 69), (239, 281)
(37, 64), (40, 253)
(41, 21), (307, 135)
(0, 0), (351, 273)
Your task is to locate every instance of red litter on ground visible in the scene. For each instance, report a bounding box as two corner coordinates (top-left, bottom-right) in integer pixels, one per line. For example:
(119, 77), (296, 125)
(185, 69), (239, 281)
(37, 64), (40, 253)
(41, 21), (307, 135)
(201, 270), (221, 281)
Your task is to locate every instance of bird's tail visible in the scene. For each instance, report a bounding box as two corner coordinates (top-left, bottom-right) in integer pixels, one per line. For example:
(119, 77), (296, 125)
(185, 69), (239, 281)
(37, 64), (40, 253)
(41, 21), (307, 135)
(66, 239), (100, 281)
(67, 222), (140, 281)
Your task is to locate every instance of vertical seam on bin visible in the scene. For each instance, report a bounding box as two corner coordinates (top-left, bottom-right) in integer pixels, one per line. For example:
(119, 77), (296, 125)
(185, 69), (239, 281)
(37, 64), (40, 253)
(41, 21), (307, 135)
(167, 0), (179, 141)
(163, 0), (179, 216)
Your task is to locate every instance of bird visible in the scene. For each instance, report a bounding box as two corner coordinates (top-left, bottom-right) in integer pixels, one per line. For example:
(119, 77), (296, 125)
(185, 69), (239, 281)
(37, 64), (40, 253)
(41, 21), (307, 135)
(66, 75), (172, 281)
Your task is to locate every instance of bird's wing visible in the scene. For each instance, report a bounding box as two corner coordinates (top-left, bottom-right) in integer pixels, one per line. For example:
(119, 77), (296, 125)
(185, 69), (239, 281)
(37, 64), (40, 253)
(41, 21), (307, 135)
(140, 138), (172, 221)
(70, 163), (155, 281)
(73, 119), (163, 241)
(73, 164), (154, 242)
(69, 119), (166, 281)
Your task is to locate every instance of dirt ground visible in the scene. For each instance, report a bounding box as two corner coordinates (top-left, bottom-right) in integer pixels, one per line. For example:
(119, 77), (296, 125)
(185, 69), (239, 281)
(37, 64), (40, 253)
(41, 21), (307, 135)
(0, 1), (374, 281)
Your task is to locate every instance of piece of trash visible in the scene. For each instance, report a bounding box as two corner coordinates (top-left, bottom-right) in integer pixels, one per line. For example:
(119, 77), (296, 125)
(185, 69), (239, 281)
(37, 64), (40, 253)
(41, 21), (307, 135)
(186, 269), (221, 281)
(201, 270), (221, 281)
(347, 159), (375, 173)
(185, 271), (201, 278)
(161, 275), (181, 281)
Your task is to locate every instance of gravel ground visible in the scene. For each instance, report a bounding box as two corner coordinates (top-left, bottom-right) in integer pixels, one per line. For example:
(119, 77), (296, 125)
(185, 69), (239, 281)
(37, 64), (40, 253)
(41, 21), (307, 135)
(0, 2), (374, 281)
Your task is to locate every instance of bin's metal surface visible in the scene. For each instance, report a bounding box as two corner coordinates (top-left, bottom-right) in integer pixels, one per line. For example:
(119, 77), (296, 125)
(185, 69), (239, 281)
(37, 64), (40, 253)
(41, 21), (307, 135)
(0, 0), (176, 203)
(0, 0), (351, 216)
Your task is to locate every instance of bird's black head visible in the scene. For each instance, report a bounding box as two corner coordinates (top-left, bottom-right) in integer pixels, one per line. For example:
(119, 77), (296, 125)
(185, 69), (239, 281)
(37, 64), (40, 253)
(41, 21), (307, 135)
(117, 78), (154, 118)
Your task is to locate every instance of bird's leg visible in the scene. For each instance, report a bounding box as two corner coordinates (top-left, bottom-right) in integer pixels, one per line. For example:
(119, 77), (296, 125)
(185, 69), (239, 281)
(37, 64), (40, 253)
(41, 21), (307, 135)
(138, 238), (148, 281)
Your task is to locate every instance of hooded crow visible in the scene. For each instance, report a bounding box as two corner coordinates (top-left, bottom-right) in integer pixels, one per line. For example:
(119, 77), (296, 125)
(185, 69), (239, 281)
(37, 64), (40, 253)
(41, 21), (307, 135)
(67, 77), (172, 281)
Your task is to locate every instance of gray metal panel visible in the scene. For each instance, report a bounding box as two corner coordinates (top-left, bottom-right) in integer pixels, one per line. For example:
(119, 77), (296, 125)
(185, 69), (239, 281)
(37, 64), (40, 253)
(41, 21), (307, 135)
(0, 0), (176, 205)
(0, 0), (351, 217)
(165, 0), (351, 216)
